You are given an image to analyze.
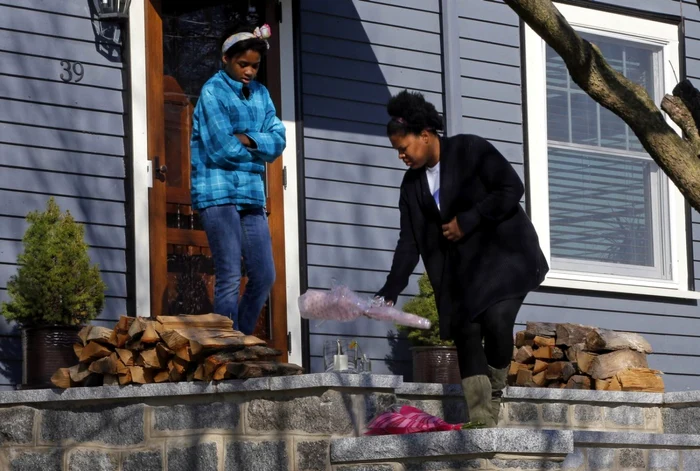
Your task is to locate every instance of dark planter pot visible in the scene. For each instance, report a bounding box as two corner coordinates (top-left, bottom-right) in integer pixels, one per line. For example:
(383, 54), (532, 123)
(22, 325), (82, 389)
(411, 346), (461, 384)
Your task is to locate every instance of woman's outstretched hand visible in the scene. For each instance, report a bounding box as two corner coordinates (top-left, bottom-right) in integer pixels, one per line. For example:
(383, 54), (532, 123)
(442, 217), (465, 242)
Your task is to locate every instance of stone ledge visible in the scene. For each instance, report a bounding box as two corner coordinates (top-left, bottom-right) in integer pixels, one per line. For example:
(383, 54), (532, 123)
(268, 373), (402, 391)
(0, 373), (403, 406)
(330, 429), (573, 464)
(504, 387), (663, 405)
(663, 390), (700, 406)
(395, 383), (463, 397)
(0, 379), (268, 405)
(573, 430), (700, 448)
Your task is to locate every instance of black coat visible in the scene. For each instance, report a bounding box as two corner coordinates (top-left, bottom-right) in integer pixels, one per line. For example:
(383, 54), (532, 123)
(377, 134), (548, 340)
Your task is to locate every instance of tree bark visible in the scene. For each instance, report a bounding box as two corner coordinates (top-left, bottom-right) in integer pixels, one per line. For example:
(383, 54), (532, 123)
(504, 0), (700, 212)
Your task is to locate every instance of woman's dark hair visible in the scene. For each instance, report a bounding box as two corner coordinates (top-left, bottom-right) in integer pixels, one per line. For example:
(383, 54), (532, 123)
(386, 90), (444, 137)
(220, 25), (268, 60)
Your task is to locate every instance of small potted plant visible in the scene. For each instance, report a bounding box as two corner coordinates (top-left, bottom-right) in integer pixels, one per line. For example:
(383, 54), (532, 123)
(398, 273), (460, 384)
(1, 198), (106, 388)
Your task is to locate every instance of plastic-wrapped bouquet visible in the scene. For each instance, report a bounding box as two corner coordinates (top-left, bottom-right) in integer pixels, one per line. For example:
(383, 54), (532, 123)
(298, 283), (431, 329)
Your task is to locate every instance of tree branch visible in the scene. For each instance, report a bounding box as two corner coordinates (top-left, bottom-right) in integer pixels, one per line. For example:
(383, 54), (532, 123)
(661, 95), (700, 154)
(505, 0), (700, 212)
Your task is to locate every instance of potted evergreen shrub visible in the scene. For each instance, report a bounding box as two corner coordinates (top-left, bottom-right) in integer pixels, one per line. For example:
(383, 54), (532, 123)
(398, 273), (460, 384)
(1, 198), (106, 388)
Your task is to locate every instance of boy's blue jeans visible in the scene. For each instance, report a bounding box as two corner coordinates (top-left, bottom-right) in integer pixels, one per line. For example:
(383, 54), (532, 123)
(199, 205), (275, 334)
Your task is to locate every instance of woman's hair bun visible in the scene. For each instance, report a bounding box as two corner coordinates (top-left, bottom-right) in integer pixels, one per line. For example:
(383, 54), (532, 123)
(386, 90), (444, 136)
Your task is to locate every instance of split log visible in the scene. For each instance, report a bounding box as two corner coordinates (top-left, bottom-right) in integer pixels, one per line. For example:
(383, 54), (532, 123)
(532, 371), (548, 387)
(193, 364), (207, 381)
(588, 350), (649, 380)
(153, 371), (170, 383)
(214, 361), (303, 380)
(168, 367), (185, 382)
(156, 343), (174, 363)
(73, 343), (84, 360)
(78, 326), (92, 345)
(51, 368), (73, 388)
(118, 369), (132, 385)
(565, 375), (592, 390)
(79, 341), (112, 363)
(68, 364), (92, 383)
(515, 369), (535, 387)
(533, 346), (564, 361)
(526, 322), (557, 337)
(566, 343), (585, 363)
(168, 357), (189, 376)
(116, 316), (135, 333)
(576, 351), (598, 375)
(116, 333), (129, 348)
(157, 314), (235, 330)
(88, 353), (119, 375)
(188, 333), (266, 356)
(108, 329), (119, 348)
(556, 324), (595, 347)
(533, 360), (549, 374)
(607, 376), (622, 391)
(138, 348), (167, 369)
(128, 366), (152, 384)
(508, 361), (531, 380)
(534, 336), (555, 347)
(515, 330), (536, 348)
(116, 348), (136, 366)
(159, 330), (190, 352)
(174, 346), (192, 362)
(545, 362), (576, 383)
(141, 323), (161, 344)
(127, 317), (148, 339)
(86, 326), (114, 345)
(585, 329), (653, 354)
(115, 358), (129, 376)
(514, 346), (535, 364)
(615, 368), (664, 393)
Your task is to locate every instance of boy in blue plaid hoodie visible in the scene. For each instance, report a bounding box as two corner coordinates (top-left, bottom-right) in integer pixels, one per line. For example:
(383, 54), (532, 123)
(190, 24), (286, 334)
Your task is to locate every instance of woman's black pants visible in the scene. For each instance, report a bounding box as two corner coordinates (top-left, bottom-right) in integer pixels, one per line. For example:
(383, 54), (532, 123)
(453, 297), (525, 379)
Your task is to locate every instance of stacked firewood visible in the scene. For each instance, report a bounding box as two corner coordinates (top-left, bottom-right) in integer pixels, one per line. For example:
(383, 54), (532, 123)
(509, 322), (664, 392)
(51, 314), (303, 388)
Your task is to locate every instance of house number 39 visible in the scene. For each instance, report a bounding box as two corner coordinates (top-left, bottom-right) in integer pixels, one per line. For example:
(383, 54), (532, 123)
(59, 60), (85, 83)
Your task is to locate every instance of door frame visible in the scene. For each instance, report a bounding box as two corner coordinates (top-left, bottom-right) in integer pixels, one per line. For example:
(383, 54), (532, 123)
(127, 0), (302, 365)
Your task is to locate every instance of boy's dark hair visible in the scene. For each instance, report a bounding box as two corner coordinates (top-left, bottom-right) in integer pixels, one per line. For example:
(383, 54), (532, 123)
(220, 25), (268, 59)
(386, 90), (444, 137)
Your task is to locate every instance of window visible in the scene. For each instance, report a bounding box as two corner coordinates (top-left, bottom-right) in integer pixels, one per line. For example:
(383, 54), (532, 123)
(524, 3), (695, 298)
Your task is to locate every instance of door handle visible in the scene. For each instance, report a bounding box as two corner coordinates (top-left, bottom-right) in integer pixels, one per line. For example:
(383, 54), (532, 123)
(154, 156), (167, 182)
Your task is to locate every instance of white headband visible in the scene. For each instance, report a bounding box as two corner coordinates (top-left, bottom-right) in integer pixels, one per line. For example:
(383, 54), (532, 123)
(222, 24), (272, 53)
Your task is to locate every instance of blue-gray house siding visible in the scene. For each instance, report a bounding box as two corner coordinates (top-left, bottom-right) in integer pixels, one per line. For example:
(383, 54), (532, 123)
(299, 0), (700, 390)
(0, 1), (129, 388)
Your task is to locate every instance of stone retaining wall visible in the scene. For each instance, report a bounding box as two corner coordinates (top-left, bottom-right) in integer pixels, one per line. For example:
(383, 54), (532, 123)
(0, 374), (697, 470)
(0, 374), (400, 470)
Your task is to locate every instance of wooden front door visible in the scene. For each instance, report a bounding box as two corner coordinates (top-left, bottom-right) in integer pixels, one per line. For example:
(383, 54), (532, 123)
(145, 0), (288, 359)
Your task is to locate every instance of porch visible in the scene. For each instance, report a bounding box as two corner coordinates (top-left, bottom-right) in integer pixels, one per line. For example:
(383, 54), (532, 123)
(0, 373), (698, 470)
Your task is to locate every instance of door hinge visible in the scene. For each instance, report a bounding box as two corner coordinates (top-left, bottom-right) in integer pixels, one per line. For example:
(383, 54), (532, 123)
(276, 1), (283, 23)
(282, 165), (288, 190)
(287, 331), (292, 354)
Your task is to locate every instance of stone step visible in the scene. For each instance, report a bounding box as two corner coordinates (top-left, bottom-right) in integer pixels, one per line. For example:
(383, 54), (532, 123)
(396, 383), (664, 434)
(330, 428), (700, 470)
(331, 428), (572, 470)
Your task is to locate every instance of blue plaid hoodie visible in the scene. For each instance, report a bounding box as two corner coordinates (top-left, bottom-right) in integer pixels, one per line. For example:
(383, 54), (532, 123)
(190, 70), (286, 210)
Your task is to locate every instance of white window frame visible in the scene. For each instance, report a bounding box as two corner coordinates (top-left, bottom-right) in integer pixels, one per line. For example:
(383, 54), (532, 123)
(524, 3), (699, 299)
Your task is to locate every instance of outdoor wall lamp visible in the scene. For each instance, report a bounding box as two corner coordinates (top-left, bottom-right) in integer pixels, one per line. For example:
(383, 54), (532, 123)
(93, 0), (132, 22)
